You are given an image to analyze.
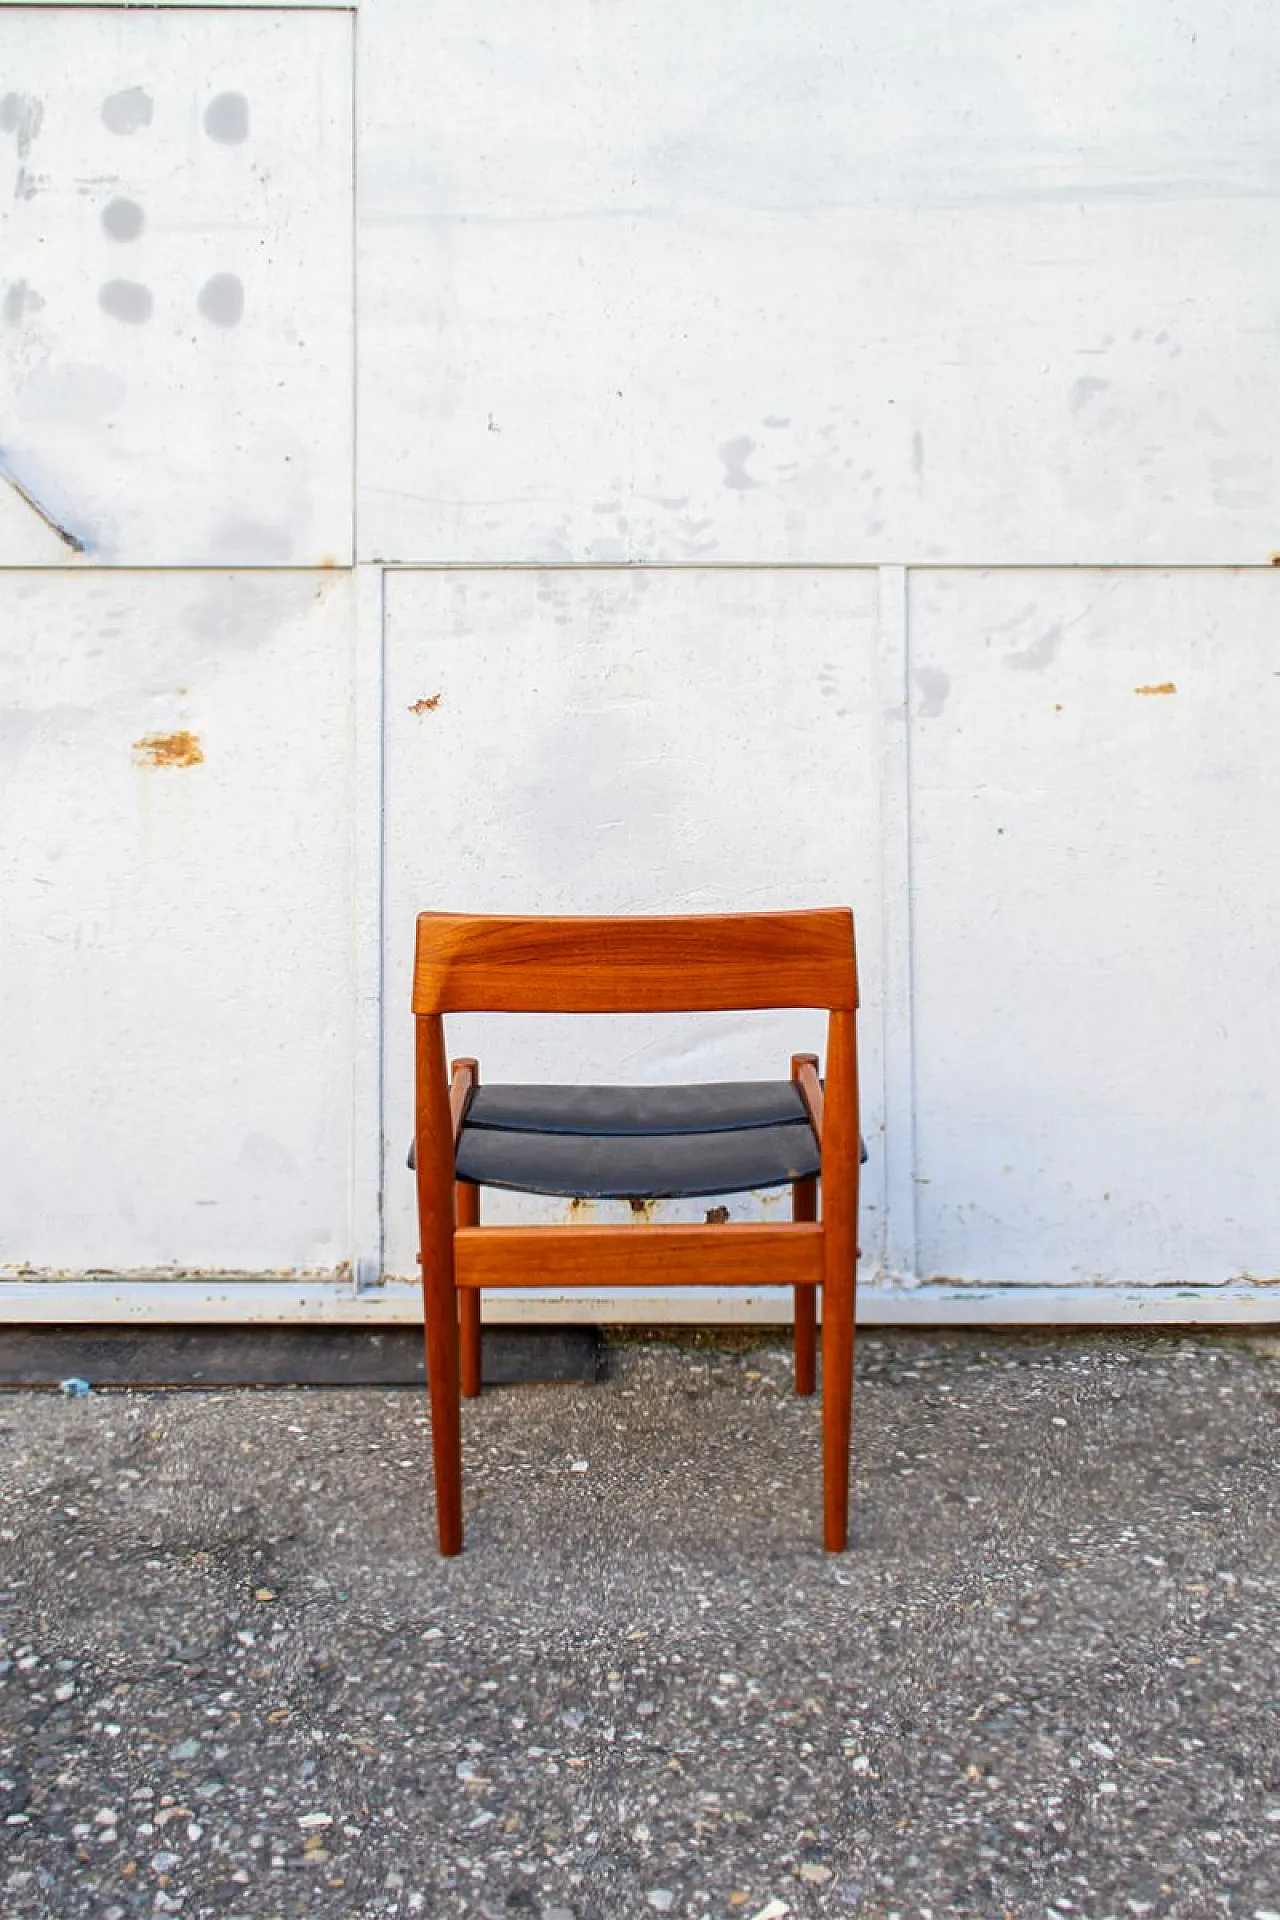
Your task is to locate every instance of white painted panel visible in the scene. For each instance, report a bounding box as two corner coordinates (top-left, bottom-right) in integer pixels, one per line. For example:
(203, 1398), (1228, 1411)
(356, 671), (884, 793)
(1, 2), (354, 10)
(359, 0), (1280, 566)
(909, 569), (1280, 1287)
(6, 1278), (1277, 1330)
(0, 572), (355, 1272)
(381, 567), (883, 1280)
(0, 9), (352, 566)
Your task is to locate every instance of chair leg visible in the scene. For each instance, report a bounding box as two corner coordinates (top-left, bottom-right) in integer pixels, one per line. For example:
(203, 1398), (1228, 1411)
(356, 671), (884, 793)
(457, 1179), (482, 1398)
(792, 1174), (817, 1396)
(822, 1284), (854, 1551)
(819, 1011), (858, 1553)
(422, 1241), (463, 1554)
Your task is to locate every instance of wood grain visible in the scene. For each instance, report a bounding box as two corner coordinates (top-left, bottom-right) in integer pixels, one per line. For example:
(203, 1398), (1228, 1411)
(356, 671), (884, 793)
(414, 909), (857, 1014)
(455, 1223), (823, 1291)
(793, 1054), (825, 1141)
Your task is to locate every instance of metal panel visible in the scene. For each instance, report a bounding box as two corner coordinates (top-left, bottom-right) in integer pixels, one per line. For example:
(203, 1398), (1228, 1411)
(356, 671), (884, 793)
(358, 0), (1280, 566)
(380, 566), (883, 1279)
(909, 568), (1280, 1288)
(4, 1277), (1278, 1328)
(0, 571), (356, 1273)
(1, 2), (354, 9)
(0, 7), (353, 566)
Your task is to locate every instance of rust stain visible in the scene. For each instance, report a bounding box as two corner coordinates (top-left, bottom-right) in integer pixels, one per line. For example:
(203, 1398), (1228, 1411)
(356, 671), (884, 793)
(704, 1205), (730, 1225)
(409, 693), (443, 715)
(628, 1197), (658, 1222)
(1269, 552), (1280, 566)
(565, 1196), (597, 1223)
(133, 729), (204, 768)
(1134, 682), (1176, 697)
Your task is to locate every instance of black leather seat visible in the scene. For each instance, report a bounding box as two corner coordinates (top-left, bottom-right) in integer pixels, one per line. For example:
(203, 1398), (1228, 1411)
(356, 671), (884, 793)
(409, 1081), (866, 1198)
(457, 1080), (819, 1199)
(407, 1080), (815, 1198)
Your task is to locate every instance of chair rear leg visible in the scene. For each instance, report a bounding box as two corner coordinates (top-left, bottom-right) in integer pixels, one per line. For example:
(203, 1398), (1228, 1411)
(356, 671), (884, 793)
(422, 1247), (463, 1555)
(457, 1179), (482, 1397)
(792, 1174), (817, 1395)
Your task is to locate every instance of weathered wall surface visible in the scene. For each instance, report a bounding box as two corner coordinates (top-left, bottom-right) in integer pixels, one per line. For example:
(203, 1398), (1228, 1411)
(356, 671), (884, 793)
(2, 0), (1277, 1319)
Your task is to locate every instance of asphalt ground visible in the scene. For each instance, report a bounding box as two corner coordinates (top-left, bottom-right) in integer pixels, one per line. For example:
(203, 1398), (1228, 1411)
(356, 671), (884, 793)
(1, 1328), (1278, 1920)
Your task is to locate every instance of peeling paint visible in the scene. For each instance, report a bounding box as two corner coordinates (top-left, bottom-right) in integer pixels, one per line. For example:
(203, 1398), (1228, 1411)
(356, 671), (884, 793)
(132, 730), (204, 768)
(0, 451), (87, 552)
(704, 1205), (730, 1224)
(1133, 682), (1176, 697)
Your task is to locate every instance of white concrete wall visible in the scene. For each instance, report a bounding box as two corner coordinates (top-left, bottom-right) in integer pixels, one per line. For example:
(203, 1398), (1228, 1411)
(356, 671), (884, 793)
(2, 0), (1277, 1321)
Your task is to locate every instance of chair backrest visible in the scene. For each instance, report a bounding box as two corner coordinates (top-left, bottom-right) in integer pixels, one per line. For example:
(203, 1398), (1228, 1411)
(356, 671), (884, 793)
(413, 910), (857, 1015)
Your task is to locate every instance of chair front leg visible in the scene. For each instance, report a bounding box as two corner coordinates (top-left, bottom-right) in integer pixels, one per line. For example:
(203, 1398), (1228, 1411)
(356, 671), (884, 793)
(457, 1179), (482, 1397)
(819, 1012), (858, 1552)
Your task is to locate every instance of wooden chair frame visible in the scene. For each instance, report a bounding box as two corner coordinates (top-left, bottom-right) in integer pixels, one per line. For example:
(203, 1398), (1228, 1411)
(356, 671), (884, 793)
(413, 909), (860, 1554)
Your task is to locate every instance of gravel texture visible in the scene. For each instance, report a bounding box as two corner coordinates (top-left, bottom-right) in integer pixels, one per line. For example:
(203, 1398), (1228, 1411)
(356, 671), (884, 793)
(1, 1329), (1278, 1919)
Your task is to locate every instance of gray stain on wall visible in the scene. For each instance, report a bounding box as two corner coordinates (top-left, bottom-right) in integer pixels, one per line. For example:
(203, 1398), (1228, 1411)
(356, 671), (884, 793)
(101, 198), (145, 242)
(1007, 625), (1063, 672)
(3, 280), (45, 326)
(101, 88), (153, 137)
(1069, 377), (1111, 414)
(197, 273), (245, 328)
(203, 92), (249, 144)
(719, 437), (761, 490)
(914, 668), (951, 719)
(0, 93), (43, 160)
(98, 280), (154, 325)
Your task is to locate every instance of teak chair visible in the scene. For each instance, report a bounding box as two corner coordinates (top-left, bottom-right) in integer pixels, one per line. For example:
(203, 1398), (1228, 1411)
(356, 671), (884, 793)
(411, 909), (860, 1554)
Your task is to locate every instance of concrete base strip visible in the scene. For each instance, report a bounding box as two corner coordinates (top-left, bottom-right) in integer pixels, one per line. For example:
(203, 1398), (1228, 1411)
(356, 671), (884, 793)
(0, 1278), (1276, 1326)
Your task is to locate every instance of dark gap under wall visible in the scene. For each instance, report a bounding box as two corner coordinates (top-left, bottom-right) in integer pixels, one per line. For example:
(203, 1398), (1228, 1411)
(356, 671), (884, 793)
(0, 1326), (602, 1390)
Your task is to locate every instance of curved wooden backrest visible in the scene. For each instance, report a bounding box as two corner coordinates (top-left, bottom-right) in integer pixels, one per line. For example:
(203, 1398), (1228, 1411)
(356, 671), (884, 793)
(413, 910), (857, 1015)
